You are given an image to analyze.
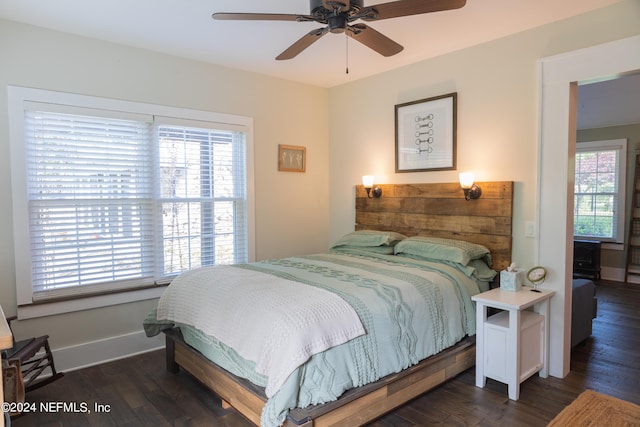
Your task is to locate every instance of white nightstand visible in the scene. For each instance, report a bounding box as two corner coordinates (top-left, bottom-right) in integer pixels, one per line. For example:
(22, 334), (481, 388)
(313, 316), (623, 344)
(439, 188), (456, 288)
(471, 287), (555, 400)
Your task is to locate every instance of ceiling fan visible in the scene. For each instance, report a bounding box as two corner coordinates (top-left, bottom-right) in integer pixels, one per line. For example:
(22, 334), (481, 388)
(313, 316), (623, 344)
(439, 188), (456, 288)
(212, 0), (467, 60)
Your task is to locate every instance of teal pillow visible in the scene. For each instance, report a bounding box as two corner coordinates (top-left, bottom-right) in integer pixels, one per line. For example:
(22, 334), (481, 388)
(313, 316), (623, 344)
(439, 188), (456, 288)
(331, 245), (396, 255)
(331, 230), (407, 248)
(394, 236), (491, 266)
(469, 259), (497, 281)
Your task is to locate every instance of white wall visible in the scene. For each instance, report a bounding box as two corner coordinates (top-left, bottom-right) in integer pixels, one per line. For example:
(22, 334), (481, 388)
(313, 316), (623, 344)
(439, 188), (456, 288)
(328, 0), (640, 376)
(0, 19), (329, 365)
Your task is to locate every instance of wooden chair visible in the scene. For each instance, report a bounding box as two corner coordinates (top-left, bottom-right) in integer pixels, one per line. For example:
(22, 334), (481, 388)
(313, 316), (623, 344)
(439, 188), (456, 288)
(2, 316), (64, 392)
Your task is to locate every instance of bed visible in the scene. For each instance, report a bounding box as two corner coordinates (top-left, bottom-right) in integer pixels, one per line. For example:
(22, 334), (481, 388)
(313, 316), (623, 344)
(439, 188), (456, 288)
(144, 181), (513, 427)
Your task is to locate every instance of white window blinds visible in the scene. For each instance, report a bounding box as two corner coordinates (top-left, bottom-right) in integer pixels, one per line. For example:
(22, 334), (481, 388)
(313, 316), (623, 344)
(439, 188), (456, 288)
(154, 121), (248, 275)
(20, 107), (249, 304)
(26, 111), (155, 301)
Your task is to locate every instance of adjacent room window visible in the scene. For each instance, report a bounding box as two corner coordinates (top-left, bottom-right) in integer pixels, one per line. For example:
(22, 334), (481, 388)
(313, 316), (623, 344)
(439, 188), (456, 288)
(8, 87), (254, 316)
(574, 139), (627, 243)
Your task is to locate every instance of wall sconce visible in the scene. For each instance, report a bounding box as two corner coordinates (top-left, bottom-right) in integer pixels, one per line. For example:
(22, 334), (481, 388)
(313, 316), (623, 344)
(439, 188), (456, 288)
(459, 173), (482, 201)
(362, 175), (382, 199)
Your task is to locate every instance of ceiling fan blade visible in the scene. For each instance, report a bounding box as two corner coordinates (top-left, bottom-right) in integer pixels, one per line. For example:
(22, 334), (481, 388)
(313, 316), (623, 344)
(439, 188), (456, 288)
(276, 27), (329, 60)
(347, 23), (403, 57)
(363, 0), (466, 21)
(212, 12), (315, 22)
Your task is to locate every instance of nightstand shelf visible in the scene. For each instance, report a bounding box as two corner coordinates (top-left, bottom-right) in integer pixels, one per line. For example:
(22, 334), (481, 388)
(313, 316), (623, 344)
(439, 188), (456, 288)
(472, 287), (555, 400)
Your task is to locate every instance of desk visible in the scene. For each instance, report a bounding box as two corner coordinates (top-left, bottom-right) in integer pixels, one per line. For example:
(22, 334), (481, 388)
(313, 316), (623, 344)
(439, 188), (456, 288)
(472, 287), (555, 400)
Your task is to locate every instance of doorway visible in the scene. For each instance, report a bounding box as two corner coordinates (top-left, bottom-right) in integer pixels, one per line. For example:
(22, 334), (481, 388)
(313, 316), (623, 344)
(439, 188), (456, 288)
(576, 73), (640, 282)
(538, 35), (640, 379)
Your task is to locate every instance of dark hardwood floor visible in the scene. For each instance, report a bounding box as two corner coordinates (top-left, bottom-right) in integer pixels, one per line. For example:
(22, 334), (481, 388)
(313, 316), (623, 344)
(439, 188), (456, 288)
(13, 280), (640, 426)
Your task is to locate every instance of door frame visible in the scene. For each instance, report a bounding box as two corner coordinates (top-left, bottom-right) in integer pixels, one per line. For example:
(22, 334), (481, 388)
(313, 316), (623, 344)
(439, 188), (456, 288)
(538, 34), (640, 377)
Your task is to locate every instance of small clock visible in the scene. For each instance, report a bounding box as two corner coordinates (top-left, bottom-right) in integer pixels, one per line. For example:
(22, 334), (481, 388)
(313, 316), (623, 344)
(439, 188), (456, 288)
(527, 266), (547, 292)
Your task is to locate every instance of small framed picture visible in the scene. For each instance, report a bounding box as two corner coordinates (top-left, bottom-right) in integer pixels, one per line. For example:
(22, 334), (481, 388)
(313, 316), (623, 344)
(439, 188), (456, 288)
(395, 92), (457, 172)
(278, 144), (306, 172)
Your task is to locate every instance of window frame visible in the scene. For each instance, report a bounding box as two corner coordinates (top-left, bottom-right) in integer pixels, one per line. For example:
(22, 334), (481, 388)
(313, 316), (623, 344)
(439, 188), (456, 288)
(8, 86), (255, 319)
(574, 138), (627, 244)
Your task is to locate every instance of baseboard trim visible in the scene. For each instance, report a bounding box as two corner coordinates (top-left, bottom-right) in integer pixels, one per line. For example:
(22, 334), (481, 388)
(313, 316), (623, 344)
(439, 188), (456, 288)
(52, 330), (165, 373)
(600, 267), (624, 282)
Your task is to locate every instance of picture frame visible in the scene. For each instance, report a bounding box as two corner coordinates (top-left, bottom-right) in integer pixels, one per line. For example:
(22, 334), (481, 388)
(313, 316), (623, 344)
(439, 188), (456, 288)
(395, 92), (457, 172)
(278, 144), (306, 172)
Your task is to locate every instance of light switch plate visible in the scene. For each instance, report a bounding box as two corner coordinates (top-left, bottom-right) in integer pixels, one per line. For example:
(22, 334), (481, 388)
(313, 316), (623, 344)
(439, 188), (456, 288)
(525, 221), (535, 237)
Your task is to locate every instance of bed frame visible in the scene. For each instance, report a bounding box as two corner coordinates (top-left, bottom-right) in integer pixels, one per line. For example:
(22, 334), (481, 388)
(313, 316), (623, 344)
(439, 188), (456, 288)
(163, 181), (514, 426)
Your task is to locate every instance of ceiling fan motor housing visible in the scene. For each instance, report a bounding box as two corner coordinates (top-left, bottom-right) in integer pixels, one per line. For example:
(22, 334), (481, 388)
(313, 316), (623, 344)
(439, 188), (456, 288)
(310, 0), (364, 15)
(328, 15), (347, 33)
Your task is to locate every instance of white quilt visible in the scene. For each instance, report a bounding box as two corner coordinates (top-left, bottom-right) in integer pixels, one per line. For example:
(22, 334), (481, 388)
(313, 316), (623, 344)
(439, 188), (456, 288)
(155, 265), (365, 397)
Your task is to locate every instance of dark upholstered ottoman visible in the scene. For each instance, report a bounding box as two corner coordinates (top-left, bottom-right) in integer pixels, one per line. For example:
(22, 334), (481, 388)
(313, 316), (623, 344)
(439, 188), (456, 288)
(571, 279), (598, 347)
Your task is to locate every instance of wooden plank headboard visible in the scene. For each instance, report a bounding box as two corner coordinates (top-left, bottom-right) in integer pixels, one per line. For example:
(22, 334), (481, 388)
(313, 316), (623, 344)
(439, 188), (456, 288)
(355, 181), (514, 272)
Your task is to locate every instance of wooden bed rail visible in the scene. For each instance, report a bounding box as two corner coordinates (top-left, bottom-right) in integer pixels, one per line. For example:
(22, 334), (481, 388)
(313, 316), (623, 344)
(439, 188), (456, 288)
(165, 328), (475, 427)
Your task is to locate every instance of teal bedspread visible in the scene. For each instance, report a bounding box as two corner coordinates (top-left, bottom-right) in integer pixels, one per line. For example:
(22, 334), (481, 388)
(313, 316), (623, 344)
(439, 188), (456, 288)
(144, 250), (481, 427)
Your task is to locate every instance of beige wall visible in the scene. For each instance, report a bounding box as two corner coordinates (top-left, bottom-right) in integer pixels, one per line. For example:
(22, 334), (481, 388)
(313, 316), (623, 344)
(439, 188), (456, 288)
(328, 0), (640, 271)
(0, 20), (329, 350)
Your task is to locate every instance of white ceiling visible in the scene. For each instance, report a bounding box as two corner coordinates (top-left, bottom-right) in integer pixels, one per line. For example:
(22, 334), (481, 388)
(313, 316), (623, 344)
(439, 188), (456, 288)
(578, 73), (640, 130)
(1, 0), (637, 129)
(0, 0), (625, 88)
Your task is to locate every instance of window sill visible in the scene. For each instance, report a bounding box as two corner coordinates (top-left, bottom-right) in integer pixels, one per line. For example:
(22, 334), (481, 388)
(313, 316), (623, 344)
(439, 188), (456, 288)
(17, 286), (166, 320)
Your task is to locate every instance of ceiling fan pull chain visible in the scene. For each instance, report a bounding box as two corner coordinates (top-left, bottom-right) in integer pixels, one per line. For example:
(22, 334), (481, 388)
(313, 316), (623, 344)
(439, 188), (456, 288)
(345, 33), (349, 74)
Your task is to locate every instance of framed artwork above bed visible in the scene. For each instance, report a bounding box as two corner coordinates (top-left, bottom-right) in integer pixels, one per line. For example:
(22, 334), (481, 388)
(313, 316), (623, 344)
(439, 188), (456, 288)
(395, 93), (457, 172)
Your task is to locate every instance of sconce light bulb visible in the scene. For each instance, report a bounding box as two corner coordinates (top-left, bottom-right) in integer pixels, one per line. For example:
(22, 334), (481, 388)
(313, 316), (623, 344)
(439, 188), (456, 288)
(459, 172), (475, 189)
(362, 175), (381, 199)
(459, 172), (481, 201)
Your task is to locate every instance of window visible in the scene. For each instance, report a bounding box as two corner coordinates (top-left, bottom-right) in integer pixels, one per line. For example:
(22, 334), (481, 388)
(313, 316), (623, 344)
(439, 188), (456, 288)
(574, 139), (627, 243)
(8, 87), (254, 317)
